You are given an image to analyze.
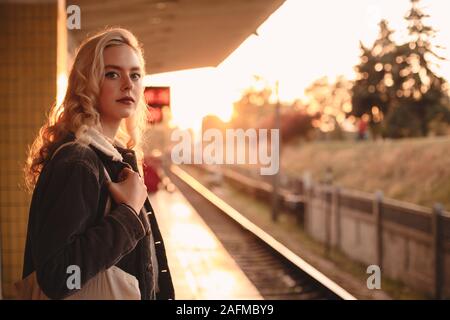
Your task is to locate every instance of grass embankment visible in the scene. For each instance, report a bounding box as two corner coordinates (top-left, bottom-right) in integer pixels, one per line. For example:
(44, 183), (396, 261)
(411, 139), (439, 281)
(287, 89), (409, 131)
(281, 136), (450, 210)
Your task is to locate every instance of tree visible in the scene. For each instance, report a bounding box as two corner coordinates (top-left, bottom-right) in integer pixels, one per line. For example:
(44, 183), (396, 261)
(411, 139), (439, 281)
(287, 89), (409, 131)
(351, 20), (397, 139)
(232, 76), (319, 142)
(231, 75), (273, 130)
(305, 76), (353, 139)
(397, 0), (449, 136)
(351, 0), (450, 138)
(257, 110), (319, 143)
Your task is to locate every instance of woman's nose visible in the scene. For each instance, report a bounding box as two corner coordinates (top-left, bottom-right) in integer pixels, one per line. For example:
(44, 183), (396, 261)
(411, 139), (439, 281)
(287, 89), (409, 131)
(121, 75), (133, 91)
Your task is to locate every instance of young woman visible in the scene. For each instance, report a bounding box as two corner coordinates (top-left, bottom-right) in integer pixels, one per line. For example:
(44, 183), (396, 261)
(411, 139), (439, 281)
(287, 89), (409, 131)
(21, 28), (174, 300)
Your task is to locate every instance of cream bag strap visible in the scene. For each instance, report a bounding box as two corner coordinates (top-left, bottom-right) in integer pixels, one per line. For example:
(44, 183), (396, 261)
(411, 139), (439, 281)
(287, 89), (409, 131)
(15, 141), (141, 300)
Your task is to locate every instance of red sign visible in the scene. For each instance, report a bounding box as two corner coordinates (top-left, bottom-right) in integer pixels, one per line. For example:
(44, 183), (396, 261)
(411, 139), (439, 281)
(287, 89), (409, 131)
(147, 107), (163, 124)
(144, 86), (170, 109)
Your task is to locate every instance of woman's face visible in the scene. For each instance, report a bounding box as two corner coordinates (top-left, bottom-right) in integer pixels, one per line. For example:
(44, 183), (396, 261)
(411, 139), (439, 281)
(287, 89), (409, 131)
(98, 44), (143, 123)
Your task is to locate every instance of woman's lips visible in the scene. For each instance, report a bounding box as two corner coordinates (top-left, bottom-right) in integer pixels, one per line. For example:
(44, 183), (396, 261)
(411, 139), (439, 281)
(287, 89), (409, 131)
(116, 97), (135, 105)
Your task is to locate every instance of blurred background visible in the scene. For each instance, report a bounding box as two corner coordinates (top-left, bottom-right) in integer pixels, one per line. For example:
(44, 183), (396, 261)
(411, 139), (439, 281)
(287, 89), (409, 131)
(1, 0), (450, 300)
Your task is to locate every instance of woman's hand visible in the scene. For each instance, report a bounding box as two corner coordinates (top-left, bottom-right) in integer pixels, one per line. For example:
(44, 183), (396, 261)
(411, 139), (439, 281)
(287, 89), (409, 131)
(107, 167), (147, 214)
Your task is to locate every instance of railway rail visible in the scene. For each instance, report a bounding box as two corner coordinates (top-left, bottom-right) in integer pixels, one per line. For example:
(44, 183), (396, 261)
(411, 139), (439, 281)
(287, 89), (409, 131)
(168, 165), (356, 300)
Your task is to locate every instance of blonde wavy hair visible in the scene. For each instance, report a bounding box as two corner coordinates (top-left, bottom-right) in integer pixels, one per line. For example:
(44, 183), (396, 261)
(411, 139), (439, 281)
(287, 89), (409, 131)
(24, 28), (148, 192)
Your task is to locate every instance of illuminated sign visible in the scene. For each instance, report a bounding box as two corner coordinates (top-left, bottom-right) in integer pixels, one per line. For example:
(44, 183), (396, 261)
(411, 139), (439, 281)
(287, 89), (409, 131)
(144, 86), (170, 108)
(144, 86), (170, 124)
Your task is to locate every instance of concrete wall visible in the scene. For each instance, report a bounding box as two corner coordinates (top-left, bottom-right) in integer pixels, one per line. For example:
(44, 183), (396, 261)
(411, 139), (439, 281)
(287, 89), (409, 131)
(198, 164), (450, 298)
(305, 184), (450, 298)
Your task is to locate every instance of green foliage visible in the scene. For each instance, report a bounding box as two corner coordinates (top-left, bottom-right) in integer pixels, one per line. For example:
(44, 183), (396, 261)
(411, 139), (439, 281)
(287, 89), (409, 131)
(257, 110), (319, 143)
(231, 76), (318, 142)
(384, 104), (422, 138)
(351, 0), (450, 138)
(304, 76), (353, 140)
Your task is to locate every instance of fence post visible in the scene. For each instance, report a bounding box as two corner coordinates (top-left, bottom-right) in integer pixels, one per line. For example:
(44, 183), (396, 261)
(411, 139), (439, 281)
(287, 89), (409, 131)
(303, 171), (312, 233)
(333, 186), (341, 250)
(325, 184), (332, 256)
(373, 190), (384, 270)
(293, 177), (303, 226)
(324, 168), (333, 256)
(432, 203), (443, 300)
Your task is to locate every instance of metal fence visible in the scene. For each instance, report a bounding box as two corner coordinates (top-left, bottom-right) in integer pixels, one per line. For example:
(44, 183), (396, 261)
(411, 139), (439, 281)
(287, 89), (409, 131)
(193, 164), (450, 299)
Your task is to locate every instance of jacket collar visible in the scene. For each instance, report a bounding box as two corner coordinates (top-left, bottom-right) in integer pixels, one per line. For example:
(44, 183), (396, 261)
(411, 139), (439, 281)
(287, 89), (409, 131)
(83, 127), (124, 162)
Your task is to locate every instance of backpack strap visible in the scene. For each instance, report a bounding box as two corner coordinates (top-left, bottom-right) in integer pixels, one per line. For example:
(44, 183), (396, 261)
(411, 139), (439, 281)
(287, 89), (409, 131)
(50, 142), (77, 161)
(51, 141), (112, 216)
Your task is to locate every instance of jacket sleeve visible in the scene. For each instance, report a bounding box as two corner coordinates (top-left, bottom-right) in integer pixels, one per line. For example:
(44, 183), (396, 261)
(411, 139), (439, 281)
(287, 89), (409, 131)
(32, 159), (146, 299)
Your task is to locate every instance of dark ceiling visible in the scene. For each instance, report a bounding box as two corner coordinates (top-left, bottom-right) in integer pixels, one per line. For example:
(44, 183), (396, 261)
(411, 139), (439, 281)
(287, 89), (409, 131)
(68, 0), (285, 75)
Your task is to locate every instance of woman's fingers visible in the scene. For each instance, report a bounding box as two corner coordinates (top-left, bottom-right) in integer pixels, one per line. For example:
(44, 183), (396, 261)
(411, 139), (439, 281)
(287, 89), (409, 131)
(118, 167), (134, 181)
(105, 167), (147, 214)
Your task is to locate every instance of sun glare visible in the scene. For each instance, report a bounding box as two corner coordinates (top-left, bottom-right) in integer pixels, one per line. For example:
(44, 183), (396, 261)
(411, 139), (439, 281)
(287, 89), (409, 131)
(145, 68), (238, 133)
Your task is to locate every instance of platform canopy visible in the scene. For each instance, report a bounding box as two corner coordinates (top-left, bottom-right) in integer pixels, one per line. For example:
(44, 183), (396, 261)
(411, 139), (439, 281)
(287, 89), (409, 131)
(68, 0), (285, 74)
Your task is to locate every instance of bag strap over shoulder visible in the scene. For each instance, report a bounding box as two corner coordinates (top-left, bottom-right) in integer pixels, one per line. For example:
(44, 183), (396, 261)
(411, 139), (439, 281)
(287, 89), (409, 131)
(51, 141), (112, 216)
(50, 141), (77, 160)
(51, 141), (111, 181)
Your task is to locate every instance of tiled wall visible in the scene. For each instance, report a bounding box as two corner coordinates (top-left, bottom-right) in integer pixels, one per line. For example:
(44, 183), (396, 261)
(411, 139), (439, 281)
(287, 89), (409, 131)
(0, 1), (64, 299)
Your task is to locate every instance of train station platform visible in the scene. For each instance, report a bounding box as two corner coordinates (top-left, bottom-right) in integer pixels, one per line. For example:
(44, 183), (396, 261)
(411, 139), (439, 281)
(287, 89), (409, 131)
(149, 188), (262, 300)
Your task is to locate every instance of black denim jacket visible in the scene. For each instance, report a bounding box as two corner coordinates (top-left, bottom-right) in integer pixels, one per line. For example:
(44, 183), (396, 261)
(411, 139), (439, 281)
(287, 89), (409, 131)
(22, 133), (174, 300)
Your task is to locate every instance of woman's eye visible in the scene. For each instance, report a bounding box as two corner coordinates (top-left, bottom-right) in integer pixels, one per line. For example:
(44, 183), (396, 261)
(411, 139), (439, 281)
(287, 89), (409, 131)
(105, 71), (119, 79)
(131, 73), (141, 81)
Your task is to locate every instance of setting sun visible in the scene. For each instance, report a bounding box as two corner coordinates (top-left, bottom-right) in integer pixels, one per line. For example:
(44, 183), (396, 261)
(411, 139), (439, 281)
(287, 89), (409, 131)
(145, 68), (238, 133)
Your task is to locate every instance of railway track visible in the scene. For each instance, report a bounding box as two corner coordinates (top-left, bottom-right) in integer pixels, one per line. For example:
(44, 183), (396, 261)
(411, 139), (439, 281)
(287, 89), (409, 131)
(167, 165), (356, 300)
